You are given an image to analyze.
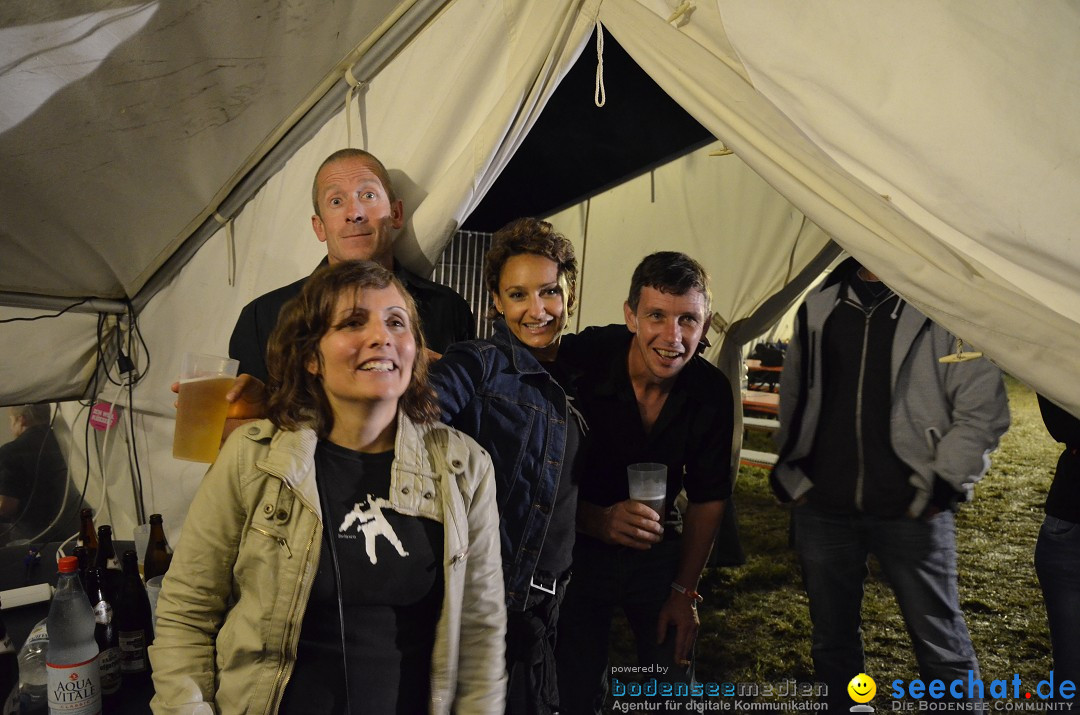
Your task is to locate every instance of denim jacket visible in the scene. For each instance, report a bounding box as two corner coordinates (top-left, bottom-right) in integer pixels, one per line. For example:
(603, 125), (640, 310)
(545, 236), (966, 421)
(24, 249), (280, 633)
(429, 320), (575, 611)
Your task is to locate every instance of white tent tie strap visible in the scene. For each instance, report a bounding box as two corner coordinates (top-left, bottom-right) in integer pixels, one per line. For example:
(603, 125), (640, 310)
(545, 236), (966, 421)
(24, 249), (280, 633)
(344, 66), (369, 149)
(213, 211), (236, 287)
(594, 22), (606, 108)
(667, 1), (694, 26)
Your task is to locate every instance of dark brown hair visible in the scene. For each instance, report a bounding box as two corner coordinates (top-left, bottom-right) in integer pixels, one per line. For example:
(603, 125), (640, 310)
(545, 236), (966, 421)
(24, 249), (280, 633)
(266, 261), (440, 437)
(311, 148), (397, 216)
(12, 404), (50, 427)
(482, 217), (578, 319)
(627, 251), (711, 313)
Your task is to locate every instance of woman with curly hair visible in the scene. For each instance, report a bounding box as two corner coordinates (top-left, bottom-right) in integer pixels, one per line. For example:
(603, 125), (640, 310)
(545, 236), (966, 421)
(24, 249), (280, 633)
(430, 217), (583, 715)
(151, 260), (506, 714)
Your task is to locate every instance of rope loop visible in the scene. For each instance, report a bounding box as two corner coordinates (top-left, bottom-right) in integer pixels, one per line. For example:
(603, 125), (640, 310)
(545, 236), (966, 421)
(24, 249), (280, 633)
(344, 66), (369, 147)
(594, 23), (606, 108)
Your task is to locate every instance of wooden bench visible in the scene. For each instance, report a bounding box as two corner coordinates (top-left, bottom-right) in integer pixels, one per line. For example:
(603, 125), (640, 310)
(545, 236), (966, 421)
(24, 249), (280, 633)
(739, 449), (778, 468)
(743, 416), (780, 432)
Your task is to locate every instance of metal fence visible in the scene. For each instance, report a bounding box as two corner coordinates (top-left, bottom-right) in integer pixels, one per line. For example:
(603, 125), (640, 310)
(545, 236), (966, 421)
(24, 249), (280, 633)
(431, 230), (494, 339)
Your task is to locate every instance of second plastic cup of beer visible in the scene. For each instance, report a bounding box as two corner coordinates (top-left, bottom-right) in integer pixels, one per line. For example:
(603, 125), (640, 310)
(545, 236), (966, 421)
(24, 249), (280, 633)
(627, 462), (667, 518)
(172, 352), (239, 463)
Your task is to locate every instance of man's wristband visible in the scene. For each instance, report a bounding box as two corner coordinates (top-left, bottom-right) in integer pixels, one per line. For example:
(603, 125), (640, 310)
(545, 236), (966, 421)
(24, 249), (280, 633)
(670, 582), (703, 605)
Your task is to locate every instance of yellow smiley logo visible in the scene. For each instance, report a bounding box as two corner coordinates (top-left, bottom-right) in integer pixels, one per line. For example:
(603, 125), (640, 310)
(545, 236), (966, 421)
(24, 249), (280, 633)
(847, 673), (876, 703)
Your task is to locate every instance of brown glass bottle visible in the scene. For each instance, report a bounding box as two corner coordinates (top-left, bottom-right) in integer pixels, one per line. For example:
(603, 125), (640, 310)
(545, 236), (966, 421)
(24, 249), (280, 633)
(94, 525), (124, 595)
(115, 550), (153, 681)
(77, 508), (98, 565)
(84, 565), (122, 702)
(142, 514), (173, 582)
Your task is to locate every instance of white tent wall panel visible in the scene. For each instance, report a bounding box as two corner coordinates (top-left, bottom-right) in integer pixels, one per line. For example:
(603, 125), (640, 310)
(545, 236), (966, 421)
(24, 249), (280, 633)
(601, 0), (1080, 413)
(546, 140), (832, 351)
(721, 1), (1080, 322)
(53, 401), (137, 544)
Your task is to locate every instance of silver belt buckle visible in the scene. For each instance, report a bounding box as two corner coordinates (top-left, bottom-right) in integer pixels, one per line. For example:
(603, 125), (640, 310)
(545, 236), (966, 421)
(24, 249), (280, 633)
(530, 575), (556, 595)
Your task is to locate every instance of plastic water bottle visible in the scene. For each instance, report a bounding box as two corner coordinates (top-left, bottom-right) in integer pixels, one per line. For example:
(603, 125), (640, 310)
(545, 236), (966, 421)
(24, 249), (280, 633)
(45, 556), (100, 715)
(0, 600), (19, 715)
(16, 620), (48, 714)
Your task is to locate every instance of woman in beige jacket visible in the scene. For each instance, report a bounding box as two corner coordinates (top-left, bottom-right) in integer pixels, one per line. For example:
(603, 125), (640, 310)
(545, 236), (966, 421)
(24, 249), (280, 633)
(150, 261), (506, 714)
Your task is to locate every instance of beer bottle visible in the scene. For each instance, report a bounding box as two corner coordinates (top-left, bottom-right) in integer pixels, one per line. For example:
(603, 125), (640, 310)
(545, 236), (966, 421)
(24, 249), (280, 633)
(83, 566), (122, 704)
(114, 550), (153, 681)
(142, 514), (173, 581)
(93, 525), (123, 596)
(76, 509), (98, 566)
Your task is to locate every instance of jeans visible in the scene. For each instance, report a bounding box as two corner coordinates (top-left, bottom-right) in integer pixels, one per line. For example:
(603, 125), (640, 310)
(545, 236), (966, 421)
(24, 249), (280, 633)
(794, 504), (979, 705)
(1035, 515), (1080, 687)
(555, 538), (693, 715)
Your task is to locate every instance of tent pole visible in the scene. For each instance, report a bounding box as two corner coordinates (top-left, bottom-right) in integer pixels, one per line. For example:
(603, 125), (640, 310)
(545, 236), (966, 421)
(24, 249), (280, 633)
(0, 292), (128, 315)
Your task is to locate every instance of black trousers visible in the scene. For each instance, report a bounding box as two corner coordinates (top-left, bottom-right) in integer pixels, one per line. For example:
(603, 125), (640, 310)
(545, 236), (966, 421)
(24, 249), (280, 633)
(506, 576), (569, 715)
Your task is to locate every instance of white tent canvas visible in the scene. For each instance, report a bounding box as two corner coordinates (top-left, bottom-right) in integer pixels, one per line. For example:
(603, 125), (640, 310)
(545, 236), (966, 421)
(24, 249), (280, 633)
(2, 1), (1078, 543)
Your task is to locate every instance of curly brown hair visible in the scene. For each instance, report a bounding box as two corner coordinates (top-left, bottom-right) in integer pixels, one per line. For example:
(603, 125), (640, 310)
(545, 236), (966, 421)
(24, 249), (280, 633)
(266, 261), (440, 437)
(482, 217), (578, 320)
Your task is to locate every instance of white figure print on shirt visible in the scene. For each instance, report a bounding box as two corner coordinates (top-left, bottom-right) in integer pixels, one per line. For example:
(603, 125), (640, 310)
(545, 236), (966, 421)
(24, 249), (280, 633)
(338, 494), (409, 565)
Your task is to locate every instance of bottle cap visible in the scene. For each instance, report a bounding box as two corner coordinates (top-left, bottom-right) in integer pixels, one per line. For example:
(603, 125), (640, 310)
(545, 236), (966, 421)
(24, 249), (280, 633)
(58, 556), (79, 573)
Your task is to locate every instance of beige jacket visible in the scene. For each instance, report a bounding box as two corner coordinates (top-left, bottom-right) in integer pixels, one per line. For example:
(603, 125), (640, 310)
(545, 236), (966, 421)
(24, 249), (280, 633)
(149, 415), (506, 714)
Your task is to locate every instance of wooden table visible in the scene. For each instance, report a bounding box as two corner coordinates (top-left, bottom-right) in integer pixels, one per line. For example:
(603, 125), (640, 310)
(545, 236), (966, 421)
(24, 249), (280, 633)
(742, 389), (779, 416)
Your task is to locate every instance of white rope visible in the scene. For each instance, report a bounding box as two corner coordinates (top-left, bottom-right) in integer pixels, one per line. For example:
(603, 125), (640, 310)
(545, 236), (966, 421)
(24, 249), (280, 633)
(344, 66), (368, 148)
(667, 1), (693, 25)
(594, 23), (606, 108)
(213, 211), (236, 286)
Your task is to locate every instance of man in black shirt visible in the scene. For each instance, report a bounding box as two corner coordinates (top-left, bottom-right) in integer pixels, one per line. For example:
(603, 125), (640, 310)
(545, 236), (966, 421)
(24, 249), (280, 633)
(555, 252), (733, 714)
(229, 149), (474, 386)
(0, 405), (81, 545)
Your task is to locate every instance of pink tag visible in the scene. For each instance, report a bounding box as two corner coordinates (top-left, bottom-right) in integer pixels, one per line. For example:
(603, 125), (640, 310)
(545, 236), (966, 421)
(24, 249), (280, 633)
(89, 402), (121, 431)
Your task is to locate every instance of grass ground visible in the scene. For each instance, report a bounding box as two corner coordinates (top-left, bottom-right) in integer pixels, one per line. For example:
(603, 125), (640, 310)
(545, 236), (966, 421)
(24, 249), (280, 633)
(607, 376), (1060, 709)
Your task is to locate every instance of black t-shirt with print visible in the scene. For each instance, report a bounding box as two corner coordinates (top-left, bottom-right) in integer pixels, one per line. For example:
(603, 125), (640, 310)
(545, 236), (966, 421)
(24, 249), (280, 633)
(279, 443), (444, 714)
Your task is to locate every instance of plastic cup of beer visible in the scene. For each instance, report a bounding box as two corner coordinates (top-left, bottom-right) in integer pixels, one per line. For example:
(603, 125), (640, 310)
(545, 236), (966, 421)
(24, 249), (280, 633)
(146, 575), (164, 635)
(627, 462), (667, 518)
(133, 523), (151, 576)
(172, 352), (239, 462)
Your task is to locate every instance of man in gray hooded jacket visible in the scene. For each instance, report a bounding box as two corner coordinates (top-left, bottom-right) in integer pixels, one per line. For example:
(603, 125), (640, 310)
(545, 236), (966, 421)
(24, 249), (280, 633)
(771, 258), (1009, 707)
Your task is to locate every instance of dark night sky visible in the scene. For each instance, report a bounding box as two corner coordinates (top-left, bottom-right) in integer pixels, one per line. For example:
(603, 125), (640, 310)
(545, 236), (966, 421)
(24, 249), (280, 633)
(462, 34), (713, 232)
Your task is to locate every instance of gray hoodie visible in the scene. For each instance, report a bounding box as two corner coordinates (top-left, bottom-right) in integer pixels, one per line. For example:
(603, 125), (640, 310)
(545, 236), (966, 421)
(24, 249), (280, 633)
(772, 280), (1011, 517)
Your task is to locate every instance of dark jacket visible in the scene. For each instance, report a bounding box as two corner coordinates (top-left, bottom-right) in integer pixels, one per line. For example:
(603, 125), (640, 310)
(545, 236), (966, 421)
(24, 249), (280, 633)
(428, 320), (575, 611)
(1039, 394), (1080, 523)
(229, 260), (475, 384)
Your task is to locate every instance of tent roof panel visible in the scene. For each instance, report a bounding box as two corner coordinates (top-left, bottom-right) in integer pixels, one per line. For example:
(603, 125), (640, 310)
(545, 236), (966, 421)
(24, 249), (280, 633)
(0, 0), (410, 301)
